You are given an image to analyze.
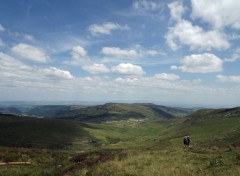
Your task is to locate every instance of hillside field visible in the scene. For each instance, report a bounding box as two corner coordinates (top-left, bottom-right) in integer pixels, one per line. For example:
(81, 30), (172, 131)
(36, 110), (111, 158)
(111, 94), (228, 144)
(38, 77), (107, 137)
(0, 107), (240, 175)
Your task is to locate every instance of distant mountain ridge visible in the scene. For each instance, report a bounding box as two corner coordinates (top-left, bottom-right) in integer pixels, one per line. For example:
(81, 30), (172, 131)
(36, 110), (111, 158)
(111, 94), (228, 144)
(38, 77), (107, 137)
(0, 107), (22, 115)
(185, 107), (240, 124)
(0, 103), (194, 121)
(135, 103), (193, 118)
(27, 105), (87, 118)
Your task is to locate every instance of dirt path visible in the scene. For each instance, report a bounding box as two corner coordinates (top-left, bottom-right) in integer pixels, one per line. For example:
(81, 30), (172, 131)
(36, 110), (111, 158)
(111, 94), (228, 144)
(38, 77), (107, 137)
(0, 162), (31, 166)
(58, 149), (126, 176)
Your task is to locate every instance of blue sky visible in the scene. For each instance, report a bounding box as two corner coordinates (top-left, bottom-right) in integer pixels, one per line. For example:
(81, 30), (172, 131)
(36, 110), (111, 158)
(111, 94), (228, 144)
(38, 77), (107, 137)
(0, 0), (240, 107)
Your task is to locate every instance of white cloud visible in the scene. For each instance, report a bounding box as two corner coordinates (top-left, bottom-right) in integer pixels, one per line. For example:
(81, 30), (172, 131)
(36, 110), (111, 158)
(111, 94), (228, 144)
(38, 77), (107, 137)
(191, 0), (240, 30)
(224, 48), (240, 62)
(70, 46), (89, 65)
(0, 52), (23, 68)
(168, 1), (185, 21)
(71, 46), (87, 59)
(101, 46), (163, 58)
(134, 45), (164, 57)
(111, 63), (145, 76)
(154, 73), (179, 81)
(82, 64), (110, 74)
(172, 53), (223, 73)
(141, 49), (160, 56)
(114, 75), (201, 92)
(115, 77), (139, 84)
(89, 22), (130, 36)
(170, 65), (178, 70)
(11, 43), (49, 63)
(0, 52), (73, 81)
(101, 47), (138, 58)
(42, 67), (74, 79)
(1, 51), (238, 106)
(217, 75), (240, 83)
(166, 19), (230, 50)
(0, 24), (5, 32)
(133, 0), (162, 11)
(0, 52), (35, 82)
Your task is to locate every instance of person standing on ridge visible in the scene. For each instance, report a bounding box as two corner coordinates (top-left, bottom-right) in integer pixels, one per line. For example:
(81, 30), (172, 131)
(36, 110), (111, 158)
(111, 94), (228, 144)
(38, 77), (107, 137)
(183, 135), (190, 148)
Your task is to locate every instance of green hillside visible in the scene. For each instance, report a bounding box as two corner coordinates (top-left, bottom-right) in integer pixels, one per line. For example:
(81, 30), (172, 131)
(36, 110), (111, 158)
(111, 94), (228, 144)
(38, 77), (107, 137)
(75, 107), (240, 176)
(136, 103), (193, 118)
(0, 113), (90, 149)
(184, 107), (240, 124)
(64, 103), (163, 121)
(1, 107), (240, 175)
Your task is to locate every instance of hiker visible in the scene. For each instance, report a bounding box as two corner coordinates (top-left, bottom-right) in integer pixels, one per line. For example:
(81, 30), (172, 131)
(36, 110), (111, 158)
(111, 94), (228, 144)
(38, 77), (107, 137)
(183, 135), (190, 148)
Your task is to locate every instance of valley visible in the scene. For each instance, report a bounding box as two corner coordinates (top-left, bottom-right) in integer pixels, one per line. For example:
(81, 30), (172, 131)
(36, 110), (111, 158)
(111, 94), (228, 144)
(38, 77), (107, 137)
(0, 103), (240, 175)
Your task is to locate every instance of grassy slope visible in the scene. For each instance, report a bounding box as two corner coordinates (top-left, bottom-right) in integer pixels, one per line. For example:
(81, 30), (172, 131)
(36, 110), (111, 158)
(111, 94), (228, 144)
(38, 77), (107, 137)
(0, 114), (92, 149)
(1, 108), (240, 175)
(83, 120), (167, 149)
(75, 108), (240, 176)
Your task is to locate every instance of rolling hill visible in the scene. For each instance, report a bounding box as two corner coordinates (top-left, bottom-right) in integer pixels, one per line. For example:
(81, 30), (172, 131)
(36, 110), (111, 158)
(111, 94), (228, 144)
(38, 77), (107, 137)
(1, 106), (240, 175)
(0, 107), (22, 115)
(26, 105), (86, 118)
(58, 103), (195, 121)
(184, 107), (240, 124)
(0, 103), (194, 121)
(0, 113), (90, 149)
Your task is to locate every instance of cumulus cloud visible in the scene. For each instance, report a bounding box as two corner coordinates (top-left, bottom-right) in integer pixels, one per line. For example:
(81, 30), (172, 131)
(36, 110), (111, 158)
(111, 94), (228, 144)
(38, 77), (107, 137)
(0, 52), (73, 81)
(191, 0), (240, 30)
(114, 74), (201, 92)
(89, 22), (130, 36)
(170, 65), (178, 70)
(168, 1), (185, 21)
(0, 52), (35, 82)
(172, 53), (223, 73)
(101, 47), (138, 58)
(154, 73), (179, 81)
(82, 64), (110, 74)
(0, 24), (5, 32)
(101, 46), (162, 58)
(166, 19), (230, 51)
(111, 63), (145, 76)
(42, 67), (74, 79)
(0, 52), (23, 69)
(217, 75), (240, 83)
(11, 43), (49, 63)
(2, 51), (237, 106)
(71, 46), (87, 59)
(70, 45), (89, 65)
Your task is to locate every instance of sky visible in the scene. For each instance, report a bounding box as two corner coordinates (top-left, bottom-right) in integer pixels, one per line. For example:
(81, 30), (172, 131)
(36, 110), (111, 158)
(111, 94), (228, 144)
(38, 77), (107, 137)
(0, 0), (240, 107)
